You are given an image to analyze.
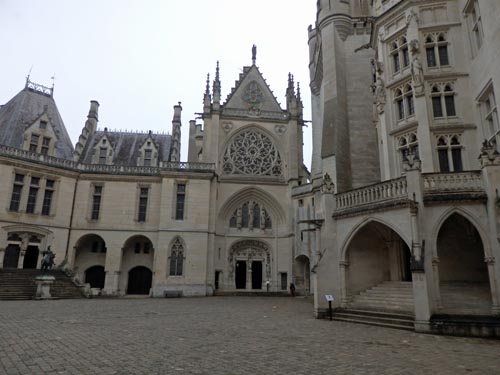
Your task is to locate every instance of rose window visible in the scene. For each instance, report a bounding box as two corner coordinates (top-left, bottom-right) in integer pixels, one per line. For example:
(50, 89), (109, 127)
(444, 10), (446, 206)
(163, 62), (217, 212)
(222, 130), (282, 176)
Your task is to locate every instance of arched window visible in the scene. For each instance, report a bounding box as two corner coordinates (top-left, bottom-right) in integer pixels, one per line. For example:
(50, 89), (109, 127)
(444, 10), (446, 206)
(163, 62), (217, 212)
(390, 36), (411, 74)
(425, 33), (449, 68)
(394, 85), (414, 121)
(397, 132), (419, 162)
(436, 135), (463, 172)
(169, 238), (184, 276)
(222, 130), (282, 177)
(431, 83), (457, 119)
(229, 201), (272, 230)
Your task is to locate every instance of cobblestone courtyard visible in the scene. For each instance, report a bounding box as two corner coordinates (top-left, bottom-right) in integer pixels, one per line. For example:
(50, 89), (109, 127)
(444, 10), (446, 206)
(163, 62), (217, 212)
(0, 297), (499, 375)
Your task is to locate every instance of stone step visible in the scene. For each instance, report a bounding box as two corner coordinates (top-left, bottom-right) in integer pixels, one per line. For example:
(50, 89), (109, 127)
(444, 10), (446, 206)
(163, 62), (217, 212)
(332, 309), (414, 331)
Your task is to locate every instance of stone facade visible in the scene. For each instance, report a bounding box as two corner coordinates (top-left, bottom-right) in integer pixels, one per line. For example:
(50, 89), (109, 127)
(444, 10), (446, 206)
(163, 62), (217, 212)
(297, 0), (500, 336)
(0, 53), (306, 298)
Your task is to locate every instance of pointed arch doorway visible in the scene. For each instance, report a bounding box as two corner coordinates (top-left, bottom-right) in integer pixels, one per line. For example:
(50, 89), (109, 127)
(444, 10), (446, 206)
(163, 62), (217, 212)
(436, 213), (493, 315)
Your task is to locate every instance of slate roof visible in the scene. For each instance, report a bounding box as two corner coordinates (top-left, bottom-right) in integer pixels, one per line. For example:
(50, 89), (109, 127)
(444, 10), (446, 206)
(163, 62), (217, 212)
(0, 85), (74, 160)
(79, 131), (172, 165)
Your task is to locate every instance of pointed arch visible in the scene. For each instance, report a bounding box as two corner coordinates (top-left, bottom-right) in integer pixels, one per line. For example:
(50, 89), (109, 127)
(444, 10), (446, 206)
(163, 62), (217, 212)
(168, 236), (185, 277)
(219, 186), (286, 224)
(432, 207), (491, 258)
(340, 216), (411, 263)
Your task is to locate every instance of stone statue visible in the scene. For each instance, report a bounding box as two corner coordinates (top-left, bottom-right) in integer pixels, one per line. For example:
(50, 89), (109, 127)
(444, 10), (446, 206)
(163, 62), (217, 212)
(260, 208), (266, 230)
(41, 246), (55, 271)
(374, 77), (387, 114)
(236, 207), (242, 229)
(411, 55), (424, 95)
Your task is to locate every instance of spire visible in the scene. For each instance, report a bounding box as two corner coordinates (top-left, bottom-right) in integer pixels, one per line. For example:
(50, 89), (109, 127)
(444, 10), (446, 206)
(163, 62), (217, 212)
(252, 44), (257, 65)
(203, 73), (211, 112)
(212, 61), (221, 108)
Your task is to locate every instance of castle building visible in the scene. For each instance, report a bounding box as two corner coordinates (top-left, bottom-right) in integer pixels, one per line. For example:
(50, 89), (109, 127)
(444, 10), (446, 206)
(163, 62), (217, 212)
(295, 0), (500, 336)
(0, 51), (306, 297)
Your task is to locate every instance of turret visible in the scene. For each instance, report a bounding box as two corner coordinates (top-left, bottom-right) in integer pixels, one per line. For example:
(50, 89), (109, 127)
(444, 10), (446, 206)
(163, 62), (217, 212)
(170, 102), (182, 162)
(73, 100), (99, 161)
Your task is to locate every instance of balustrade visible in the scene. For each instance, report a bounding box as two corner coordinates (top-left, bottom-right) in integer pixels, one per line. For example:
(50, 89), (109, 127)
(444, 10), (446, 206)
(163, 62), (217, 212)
(423, 172), (484, 192)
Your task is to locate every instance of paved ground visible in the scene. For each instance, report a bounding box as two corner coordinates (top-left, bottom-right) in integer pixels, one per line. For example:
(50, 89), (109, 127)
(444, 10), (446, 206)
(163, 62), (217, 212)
(0, 297), (499, 375)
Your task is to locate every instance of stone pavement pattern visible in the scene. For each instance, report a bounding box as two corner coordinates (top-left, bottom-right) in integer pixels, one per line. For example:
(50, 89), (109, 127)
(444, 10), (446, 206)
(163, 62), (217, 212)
(0, 297), (499, 375)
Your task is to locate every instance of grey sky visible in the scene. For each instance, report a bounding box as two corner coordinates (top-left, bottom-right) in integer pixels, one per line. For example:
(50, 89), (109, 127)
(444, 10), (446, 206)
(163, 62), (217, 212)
(0, 0), (315, 167)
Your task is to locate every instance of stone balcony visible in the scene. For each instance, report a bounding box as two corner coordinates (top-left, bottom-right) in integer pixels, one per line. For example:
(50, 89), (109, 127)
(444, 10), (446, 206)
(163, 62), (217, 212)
(0, 144), (215, 175)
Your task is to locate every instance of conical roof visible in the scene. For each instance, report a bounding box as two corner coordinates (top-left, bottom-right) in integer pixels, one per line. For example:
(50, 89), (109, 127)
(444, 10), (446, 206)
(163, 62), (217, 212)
(0, 81), (74, 159)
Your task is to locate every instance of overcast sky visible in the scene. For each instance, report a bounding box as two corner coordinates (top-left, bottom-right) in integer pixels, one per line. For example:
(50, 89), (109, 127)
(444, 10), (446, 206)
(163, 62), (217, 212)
(0, 0), (315, 167)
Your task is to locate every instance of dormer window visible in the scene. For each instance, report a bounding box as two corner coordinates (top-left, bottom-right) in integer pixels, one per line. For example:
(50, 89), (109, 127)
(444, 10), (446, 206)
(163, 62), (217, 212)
(30, 134), (39, 152)
(41, 137), (50, 155)
(147, 141), (151, 147)
(102, 139), (107, 145)
(39, 121), (47, 129)
(144, 150), (152, 166)
(99, 148), (107, 164)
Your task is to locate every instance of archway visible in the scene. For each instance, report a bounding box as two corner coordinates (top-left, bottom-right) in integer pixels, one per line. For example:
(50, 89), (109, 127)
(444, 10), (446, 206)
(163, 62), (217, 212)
(121, 235), (154, 295)
(3, 244), (20, 268)
(293, 255), (310, 295)
(85, 265), (106, 289)
(74, 234), (107, 286)
(436, 213), (491, 314)
(127, 266), (152, 295)
(344, 221), (413, 312)
(228, 240), (271, 291)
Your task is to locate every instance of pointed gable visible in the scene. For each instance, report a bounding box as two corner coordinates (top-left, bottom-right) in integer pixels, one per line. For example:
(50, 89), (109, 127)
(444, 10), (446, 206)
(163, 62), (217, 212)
(223, 65), (284, 116)
(0, 82), (74, 159)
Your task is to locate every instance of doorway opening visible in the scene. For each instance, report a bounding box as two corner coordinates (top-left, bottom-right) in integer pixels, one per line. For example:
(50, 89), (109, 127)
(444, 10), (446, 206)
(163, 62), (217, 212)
(3, 244), (20, 268)
(23, 246), (39, 269)
(127, 266), (152, 295)
(235, 260), (246, 289)
(252, 261), (262, 290)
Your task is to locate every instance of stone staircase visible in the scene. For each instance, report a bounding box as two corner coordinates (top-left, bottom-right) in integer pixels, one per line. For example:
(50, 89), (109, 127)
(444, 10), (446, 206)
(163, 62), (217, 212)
(439, 282), (492, 315)
(331, 281), (415, 330)
(213, 290), (289, 297)
(0, 269), (85, 300)
(348, 281), (414, 313)
(332, 309), (415, 331)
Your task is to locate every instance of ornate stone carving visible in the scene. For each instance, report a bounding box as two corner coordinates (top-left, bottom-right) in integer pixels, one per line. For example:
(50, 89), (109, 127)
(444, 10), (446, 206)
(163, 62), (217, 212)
(321, 172), (335, 194)
(274, 124), (286, 135)
(406, 9), (419, 27)
(479, 139), (500, 167)
(222, 130), (282, 176)
(221, 122), (233, 133)
(374, 77), (386, 114)
(243, 81), (264, 116)
(485, 256), (496, 265)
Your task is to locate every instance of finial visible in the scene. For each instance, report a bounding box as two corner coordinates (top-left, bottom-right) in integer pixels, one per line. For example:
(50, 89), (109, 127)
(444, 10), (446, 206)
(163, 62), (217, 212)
(297, 82), (301, 101)
(216, 61), (220, 78)
(252, 44), (257, 65)
(205, 73), (210, 93)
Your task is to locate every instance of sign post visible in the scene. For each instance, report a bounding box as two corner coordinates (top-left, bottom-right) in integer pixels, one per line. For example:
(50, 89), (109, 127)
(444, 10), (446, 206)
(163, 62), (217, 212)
(325, 294), (334, 321)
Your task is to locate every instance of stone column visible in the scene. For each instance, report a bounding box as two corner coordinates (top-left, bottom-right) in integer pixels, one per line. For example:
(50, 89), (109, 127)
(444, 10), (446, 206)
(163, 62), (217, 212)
(339, 261), (349, 308)
(246, 259), (252, 290)
(485, 257), (500, 313)
(479, 145), (500, 313)
(431, 256), (442, 309)
(0, 248), (5, 269)
(102, 245), (122, 296)
(103, 271), (120, 296)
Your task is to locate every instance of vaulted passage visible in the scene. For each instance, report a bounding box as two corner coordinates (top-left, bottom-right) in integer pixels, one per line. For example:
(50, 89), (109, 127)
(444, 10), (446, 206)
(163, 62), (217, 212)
(85, 265), (105, 289)
(437, 214), (491, 315)
(345, 221), (413, 313)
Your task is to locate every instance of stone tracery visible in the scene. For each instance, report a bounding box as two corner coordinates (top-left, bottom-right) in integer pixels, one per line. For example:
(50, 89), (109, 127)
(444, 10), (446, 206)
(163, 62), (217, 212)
(222, 130), (282, 176)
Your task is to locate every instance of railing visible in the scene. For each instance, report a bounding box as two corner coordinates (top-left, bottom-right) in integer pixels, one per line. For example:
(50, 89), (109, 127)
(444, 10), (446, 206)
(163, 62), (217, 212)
(0, 145), (215, 175)
(336, 177), (408, 210)
(423, 172), (484, 192)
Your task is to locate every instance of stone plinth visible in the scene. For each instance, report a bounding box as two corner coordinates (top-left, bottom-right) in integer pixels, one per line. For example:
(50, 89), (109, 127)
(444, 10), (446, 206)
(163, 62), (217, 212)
(35, 275), (55, 299)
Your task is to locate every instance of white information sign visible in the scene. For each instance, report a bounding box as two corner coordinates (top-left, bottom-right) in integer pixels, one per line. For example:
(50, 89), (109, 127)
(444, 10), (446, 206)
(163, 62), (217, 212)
(325, 294), (334, 302)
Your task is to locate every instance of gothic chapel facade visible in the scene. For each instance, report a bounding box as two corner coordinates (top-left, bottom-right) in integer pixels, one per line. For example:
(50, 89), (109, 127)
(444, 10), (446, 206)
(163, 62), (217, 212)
(0, 51), (306, 297)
